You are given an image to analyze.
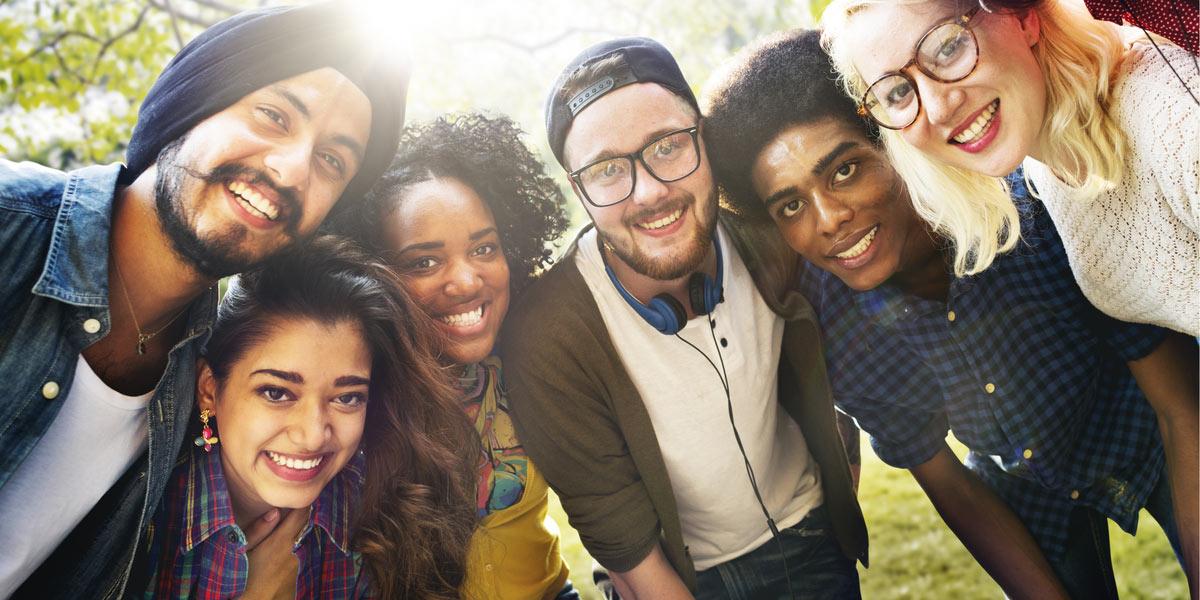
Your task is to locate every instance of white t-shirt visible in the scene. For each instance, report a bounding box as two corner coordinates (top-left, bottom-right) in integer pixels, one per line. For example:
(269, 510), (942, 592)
(0, 355), (152, 598)
(576, 225), (823, 570)
(1023, 43), (1199, 336)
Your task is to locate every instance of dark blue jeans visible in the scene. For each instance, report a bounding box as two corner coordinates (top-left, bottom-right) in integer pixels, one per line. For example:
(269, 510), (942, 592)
(555, 580), (582, 600)
(1050, 473), (1185, 599)
(695, 505), (861, 600)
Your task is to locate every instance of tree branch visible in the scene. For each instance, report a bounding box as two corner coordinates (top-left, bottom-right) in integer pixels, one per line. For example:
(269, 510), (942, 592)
(16, 30), (102, 66)
(159, 0), (187, 50)
(51, 46), (86, 84)
(88, 4), (153, 82)
(147, 0), (220, 27)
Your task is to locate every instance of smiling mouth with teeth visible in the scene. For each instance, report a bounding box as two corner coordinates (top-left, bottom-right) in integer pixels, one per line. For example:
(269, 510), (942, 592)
(834, 225), (878, 260)
(229, 180), (281, 221)
(636, 208), (683, 231)
(442, 305), (484, 328)
(951, 99), (1000, 145)
(266, 450), (324, 470)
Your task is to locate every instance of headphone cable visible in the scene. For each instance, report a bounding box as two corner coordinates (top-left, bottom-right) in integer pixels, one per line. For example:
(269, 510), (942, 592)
(675, 313), (798, 600)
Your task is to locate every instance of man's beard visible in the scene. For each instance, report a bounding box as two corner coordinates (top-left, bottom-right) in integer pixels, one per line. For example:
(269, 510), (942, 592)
(154, 137), (302, 279)
(601, 188), (718, 281)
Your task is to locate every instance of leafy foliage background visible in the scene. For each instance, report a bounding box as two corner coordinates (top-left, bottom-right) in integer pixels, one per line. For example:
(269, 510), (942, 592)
(0, 3), (1186, 599)
(0, 0), (833, 173)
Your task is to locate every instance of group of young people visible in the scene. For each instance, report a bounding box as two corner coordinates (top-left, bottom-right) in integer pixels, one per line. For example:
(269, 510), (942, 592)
(0, 0), (1195, 599)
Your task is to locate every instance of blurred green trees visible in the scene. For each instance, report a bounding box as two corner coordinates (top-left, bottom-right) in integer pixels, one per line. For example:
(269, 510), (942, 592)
(0, 0), (252, 166)
(0, 0), (832, 171)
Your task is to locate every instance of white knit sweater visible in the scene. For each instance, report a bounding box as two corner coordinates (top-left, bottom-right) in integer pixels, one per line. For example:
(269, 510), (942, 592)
(1023, 43), (1199, 336)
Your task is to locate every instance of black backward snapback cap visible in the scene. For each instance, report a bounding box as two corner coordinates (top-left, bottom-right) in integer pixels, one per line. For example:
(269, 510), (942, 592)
(545, 36), (698, 167)
(123, 0), (409, 208)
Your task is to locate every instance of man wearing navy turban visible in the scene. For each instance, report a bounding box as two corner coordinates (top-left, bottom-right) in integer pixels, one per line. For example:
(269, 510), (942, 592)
(0, 2), (408, 597)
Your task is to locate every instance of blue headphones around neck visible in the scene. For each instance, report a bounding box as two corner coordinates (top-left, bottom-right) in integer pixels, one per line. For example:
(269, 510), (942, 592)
(602, 234), (724, 335)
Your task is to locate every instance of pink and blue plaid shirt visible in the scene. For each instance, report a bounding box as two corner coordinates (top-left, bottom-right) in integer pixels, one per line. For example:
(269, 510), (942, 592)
(142, 447), (368, 599)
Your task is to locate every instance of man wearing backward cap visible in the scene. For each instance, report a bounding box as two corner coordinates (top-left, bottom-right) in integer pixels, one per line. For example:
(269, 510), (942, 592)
(0, 3), (407, 597)
(499, 37), (867, 599)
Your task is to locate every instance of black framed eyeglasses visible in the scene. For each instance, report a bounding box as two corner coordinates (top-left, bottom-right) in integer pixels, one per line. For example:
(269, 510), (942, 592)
(569, 126), (701, 207)
(859, 6), (983, 130)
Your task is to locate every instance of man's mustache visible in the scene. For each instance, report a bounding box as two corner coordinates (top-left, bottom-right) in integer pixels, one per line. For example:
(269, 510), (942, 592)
(177, 162), (302, 235)
(622, 197), (688, 227)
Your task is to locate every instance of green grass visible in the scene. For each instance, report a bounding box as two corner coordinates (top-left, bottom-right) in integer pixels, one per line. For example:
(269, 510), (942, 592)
(546, 437), (1187, 599)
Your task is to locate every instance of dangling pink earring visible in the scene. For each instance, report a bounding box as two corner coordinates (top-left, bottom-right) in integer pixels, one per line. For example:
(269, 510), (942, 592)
(194, 409), (219, 453)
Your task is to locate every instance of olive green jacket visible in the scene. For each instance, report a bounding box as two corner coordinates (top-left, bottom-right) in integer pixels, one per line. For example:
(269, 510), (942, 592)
(498, 212), (868, 591)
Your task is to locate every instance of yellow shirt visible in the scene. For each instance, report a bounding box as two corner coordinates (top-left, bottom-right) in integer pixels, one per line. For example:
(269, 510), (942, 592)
(460, 358), (569, 599)
(463, 460), (569, 599)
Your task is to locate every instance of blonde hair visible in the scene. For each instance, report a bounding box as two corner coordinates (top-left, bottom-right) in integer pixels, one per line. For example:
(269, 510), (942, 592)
(822, 0), (1127, 275)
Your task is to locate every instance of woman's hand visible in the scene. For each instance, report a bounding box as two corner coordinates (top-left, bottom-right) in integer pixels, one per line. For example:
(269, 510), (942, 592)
(241, 507), (308, 600)
(242, 508), (280, 552)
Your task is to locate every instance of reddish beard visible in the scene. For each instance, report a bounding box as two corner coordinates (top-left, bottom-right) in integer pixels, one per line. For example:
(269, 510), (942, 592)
(602, 187), (717, 281)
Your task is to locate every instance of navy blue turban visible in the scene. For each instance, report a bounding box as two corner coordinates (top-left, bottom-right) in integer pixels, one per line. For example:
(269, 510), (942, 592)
(123, 1), (409, 206)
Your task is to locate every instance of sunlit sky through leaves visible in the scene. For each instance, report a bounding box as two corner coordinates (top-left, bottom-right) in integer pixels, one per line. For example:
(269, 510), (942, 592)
(352, 0), (822, 225)
(0, 0), (825, 212)
(363, 0), (819, 154)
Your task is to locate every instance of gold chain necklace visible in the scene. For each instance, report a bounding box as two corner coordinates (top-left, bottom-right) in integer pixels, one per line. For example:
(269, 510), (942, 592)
(112, 259), (189, 355)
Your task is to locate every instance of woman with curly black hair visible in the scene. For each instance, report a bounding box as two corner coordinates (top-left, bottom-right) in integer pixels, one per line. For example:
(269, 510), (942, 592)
(343, 112), (576, 599)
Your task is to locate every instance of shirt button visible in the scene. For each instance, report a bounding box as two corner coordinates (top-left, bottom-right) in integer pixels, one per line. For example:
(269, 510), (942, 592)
(1070, 490), (1081, 500)
(83, 318), (101, 334)
(984, 383), (996, 394)
(484, 563), (493, 572)
(947, 311), (956, 322)
(41, 381), (60, 400)
(1022, 448), (1034, 460)
(720, 338), (728, 348)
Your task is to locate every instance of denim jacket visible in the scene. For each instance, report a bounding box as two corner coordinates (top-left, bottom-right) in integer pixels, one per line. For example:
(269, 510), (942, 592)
(0, 160), (216, 599)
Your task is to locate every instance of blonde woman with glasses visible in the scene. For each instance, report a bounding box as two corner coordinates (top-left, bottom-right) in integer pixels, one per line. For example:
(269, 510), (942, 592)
(822, 0), (1197, 334)
(822, 1), (1198, 597)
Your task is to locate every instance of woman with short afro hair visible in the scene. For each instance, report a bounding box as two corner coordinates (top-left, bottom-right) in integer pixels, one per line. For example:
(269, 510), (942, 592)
(348, 113), (569, 295)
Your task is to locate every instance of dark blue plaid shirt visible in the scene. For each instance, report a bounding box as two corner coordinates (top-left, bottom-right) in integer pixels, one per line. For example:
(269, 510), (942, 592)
(797, 182), (1167, 560)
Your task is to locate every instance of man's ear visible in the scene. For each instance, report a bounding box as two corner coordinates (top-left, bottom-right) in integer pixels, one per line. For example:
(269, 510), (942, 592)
(196, 358), (218, 415)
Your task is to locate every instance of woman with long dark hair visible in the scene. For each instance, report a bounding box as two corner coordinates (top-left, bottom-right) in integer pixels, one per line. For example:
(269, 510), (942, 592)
(140, 236), (478, 599)
(346, 113), (575, 599)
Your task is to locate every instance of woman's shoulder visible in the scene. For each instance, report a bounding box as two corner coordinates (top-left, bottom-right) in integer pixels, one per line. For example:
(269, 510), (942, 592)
(1116, 40), (1195, 81)
(1111, 42), (1198, 200)
(1109, 42), (1198, 191)
(1111, 42), (1198, 126)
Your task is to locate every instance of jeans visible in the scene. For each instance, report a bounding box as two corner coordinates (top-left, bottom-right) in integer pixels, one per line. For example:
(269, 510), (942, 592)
(695, 505), (861, 600)
(1050, 473), (1185, 599)
(556, 580), (582, 600)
